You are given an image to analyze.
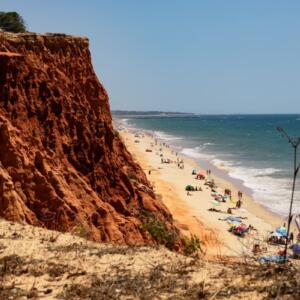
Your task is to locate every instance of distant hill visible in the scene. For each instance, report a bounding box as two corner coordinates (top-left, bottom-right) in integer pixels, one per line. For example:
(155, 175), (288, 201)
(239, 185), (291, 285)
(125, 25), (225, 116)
(112, 110), (194, 117)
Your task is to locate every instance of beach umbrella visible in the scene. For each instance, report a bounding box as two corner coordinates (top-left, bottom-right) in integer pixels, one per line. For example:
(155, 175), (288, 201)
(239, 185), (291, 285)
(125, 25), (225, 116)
(196, 171), (205, 177)
(276, 226), (288, 236)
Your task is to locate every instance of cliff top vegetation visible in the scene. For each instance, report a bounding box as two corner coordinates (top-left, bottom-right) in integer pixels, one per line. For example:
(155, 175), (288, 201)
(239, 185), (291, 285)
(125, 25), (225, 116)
(0, 11), (26, 33)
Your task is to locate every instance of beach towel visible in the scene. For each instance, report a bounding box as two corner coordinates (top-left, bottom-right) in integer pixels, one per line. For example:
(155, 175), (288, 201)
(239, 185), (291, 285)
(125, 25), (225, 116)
(270, 232), (284, 238)
(230, 198), (237, 204)
(223, 195), (230, 201)
(291, 244), (300, 255)
(228, 221), (241, 227)
(258, 255), (286, 263)
(226, 216), (242, 222)
(211, 200), (221, 206)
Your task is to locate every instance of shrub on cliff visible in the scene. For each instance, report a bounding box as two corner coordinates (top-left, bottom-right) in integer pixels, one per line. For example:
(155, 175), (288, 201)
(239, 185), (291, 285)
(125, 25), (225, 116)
(141, 212), (178, 250)
(0, 12), (26, 33)
(182, 234), (203, 255)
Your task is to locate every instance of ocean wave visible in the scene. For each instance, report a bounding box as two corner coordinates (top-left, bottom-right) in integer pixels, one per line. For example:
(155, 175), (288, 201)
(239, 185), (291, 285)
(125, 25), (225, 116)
(209, 157), (300, 216)
(119, 118), (134, 128)
(211, 158), (235, 168)
(153, 131), (183, 141)
(225, 164), (300, 215)
(181, 147), (214, 160)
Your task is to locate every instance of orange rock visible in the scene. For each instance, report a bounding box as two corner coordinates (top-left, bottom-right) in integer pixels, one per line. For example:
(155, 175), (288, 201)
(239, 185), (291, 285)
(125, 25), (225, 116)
(0, 32), (180, 247)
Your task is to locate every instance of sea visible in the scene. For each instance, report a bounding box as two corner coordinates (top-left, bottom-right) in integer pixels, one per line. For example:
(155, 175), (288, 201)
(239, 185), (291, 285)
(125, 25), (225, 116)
(119, 114), (300, 217)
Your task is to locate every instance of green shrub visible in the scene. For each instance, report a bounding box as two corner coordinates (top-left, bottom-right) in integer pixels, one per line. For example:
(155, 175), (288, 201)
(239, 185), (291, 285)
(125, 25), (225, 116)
(73, 225), (90, 239)
(182, 234), (202, 255)
(0, 12), (26, 33)
(141, 215), (176, 250)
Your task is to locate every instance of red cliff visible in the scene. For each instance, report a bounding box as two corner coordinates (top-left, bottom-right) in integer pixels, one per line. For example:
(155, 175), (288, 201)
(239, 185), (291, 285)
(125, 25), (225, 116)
(0, 32), (179, 246)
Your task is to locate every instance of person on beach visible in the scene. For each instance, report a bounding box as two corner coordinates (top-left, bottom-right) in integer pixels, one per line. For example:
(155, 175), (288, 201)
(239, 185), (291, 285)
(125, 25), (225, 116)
(289, 232), (294, 244)
(252, 244), (262, 255)
(238, 190), (243, 199)
(297, 232), (300, 243)
(236, 199), (242, 209)
(148, 170), (151, 175)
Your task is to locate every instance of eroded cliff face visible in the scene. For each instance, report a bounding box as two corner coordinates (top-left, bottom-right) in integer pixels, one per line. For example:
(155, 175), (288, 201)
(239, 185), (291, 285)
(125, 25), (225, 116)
(0, 32), (178, 246)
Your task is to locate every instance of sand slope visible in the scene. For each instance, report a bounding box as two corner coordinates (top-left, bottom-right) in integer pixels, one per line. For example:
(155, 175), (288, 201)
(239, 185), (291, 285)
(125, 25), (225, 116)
(1, 218), (300, 299)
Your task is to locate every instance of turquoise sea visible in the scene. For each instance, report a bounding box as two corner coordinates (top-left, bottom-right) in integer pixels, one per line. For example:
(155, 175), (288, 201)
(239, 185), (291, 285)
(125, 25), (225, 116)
(120, 115), (300, 217)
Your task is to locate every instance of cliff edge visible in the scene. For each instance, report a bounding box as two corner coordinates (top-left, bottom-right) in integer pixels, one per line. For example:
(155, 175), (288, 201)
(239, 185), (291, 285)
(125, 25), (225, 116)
(0, 32), (179, 246)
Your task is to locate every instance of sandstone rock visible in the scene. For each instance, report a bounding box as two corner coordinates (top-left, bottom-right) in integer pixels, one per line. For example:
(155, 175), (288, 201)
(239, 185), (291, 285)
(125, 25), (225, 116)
(0, 32), (179, 246)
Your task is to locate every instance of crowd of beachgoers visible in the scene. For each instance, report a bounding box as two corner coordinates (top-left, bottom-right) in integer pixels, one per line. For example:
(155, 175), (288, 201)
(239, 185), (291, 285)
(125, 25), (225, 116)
(126, 127), (300, 262)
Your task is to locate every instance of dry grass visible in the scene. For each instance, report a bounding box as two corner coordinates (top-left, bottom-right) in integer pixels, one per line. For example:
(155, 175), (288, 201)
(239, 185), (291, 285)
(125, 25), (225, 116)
(0, 218), (300, 299)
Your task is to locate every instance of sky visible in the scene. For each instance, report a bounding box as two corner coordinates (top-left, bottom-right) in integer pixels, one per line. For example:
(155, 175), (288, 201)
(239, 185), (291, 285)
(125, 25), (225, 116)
(1, 1), (300, 114)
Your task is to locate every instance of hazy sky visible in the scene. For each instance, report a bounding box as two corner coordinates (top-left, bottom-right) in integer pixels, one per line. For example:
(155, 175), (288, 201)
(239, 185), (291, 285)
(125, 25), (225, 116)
(2, 1), (300, 113)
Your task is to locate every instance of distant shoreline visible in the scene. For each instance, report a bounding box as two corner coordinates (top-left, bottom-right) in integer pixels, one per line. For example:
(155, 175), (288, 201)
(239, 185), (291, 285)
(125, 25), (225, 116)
(113, 111), (300, 117)
(112, 110), (195, 118)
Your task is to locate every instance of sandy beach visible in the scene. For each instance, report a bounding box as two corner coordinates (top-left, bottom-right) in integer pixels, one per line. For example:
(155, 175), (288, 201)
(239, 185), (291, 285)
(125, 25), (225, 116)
(119, 127), (294, 258)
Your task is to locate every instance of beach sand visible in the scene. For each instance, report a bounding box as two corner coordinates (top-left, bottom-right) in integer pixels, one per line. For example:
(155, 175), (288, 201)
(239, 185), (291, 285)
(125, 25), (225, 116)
(120, 128), (292, 258)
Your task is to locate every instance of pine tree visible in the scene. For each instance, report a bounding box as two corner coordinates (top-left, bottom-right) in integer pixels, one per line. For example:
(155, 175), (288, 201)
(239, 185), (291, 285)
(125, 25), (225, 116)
(0, 12), (26, 33)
